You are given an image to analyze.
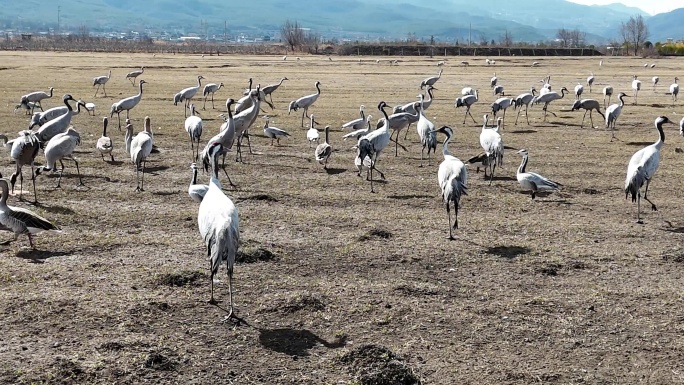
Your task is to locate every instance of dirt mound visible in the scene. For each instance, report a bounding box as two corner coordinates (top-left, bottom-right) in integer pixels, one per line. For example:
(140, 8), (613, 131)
(157, 271), (205, 287)
(359, 228), (393, 241)
(258, 292), (328, 314)
(339, 344), (421, 385)
(144, 351), (177, 371)
(237, 246), (278, 263)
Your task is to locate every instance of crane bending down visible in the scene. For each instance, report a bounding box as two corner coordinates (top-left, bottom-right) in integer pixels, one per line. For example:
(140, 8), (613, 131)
(198, 142), (240, 319)
(126, 66), (144, 86)
(516, 149), (561, 199)
(21, 87), (54, 113)
(288, 81), (321, 127)
(433, 125), (467, 240)
(571, 99), (605, 129)
(35, 128), (84, 188)
(0, 179), (60, 249)
(111, 79), (146, 130)
(199, 99), (237, 187)
(356, 101), (392, 193)
(625, 116), (673, 223)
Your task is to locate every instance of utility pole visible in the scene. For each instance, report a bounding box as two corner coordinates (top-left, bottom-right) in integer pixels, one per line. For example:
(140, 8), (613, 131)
(57, 5), (61, 35)
(469, 23), (471, 47)
(224, 20), (227, 46)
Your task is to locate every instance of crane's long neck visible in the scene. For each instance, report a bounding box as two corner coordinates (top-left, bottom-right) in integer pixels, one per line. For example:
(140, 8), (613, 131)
(619, 94), (625, 106)
(315, 83), (321, 95)
(0, 180), (8, 206)
(441, 133), (452, 157)
(655, 121), (665, 147)
(191, 167), (198, 185)
(125, 127), (133, 154)
(360, 108), (365, 121)
(325, 127), (329, 144)
(102, 120), (108, 137)
(380, 106), (390, 134)
(518, 155), (528, 174)
(426, 88), (433, 102)
(138, 82), (144, 97)
(108, 70), (111, 79)
(197, 77), (203, 88)
(65, 98), (73, 112)
(279, 78), (286, 86)
(48, 88), (53, 97)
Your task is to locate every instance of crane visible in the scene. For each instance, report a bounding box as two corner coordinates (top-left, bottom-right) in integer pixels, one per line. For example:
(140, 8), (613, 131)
(416, 96), (436, 167)
(342, 105), (366, 130)
(125, 66), (144, 86)
(490, 73), (497, 88)
(574, 83), (584, 100)
(625, 116), (673, 223)
(652, 76), (659, 91)
(126, 117), (154, 191)
(288, 81), (321, 127)
(420, 68), (442, 89)
(307, 114), (320, 146)
(0, 179), (60, 249)
(342, 115), (372, 141)
(356, 101), (392, 193)
(29, 99), (85, 130)
(491, 95), (514, 129)
(188, 163), (208, 203)
(198, 142), (240, 319)
(385, 102), (419, 156)
(202, 82), (224, 110)
(5, 131), (40, 203)
(232, 89), (262, 162)
(93, 69), (111, 97)
(175, 75), (205, 118)
(35, 94), (79, 144)
(479, 114), (504, 184)
(34, 128), (84, 188)
(513, 87), (537, 125)
(20, 87), (54, 113)
(516, 149), (561, 199)
(199, 99), (237, 187)
(96, 117), (114, 162)
(433, 125), (467, 240)
(455, 89), (478, 124)
(261, 77), (288, 107)
(606, 92), (628, 141)
(587, 72), (595, 93)
(669, 77), (679, 106)
(111, 79), (146, 130)
(571, 99), (605, 129)
(314, 126), (332, 169)
(185, 104), (203, 162)
(263, 117), (291, 146)
(602, 86), (614, 109)
(632, 75), (642, 105)
(532, 86), (569, 122)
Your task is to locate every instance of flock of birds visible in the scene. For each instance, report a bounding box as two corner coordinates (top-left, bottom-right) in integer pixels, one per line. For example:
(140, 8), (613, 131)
(0, 57), (682, 320)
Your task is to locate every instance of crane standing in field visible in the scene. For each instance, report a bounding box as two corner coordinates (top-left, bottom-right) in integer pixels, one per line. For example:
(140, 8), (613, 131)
(455, 90), (478, 124)
(126, 117), (154, 191)
(314, 126), (332, 169)
(262, 117), (291, 146)
(669, 77), (679, 106)
(198, 142), (240, 319)
(185, 104), (203, 162)
(625, 116), (673, 223)
(261, 77), (288, 107)
(513, 87), (537, 125)
(571, 99), (605, 129)
(111, 79), (146, 130)
(479, 114), (504, 184)
(126, 66), (144, 86)
(96, 117), (114, 162)
(491, 95), (514, 129)
(587, 72), (595, 93)
(35, 128), (84, 188)
(356, 101), (392, 193)
(342, 105), (367, 130)
(20, 87), (54, 113)
(175, 75), (205, 118)
(199, 99), (237, 187)
(602, 86), (613, 108)
(420, 68), (442, 89)
(652, 76), (659, 91)
(35, 94), (80, 144)
(632, 75), (642, 105)
(533, 86), (569, 122)
(606, 92), (628, 141)
(416, 96), (436, 167)
(288, 81), (321, 128)
(0, 179), (60, 249)
(1, 131), (40, 203)
(202, 82), (224, 110)
(307, 114), (320, 146)
(433, 125), (467, 240)
(93, 69), (111, 97)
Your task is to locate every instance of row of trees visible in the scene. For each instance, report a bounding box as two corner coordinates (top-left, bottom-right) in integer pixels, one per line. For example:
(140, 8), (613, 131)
(280, 20), (321, 53)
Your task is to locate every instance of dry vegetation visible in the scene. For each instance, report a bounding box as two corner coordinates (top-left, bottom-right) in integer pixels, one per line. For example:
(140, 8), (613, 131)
(1, 52), (684, 384)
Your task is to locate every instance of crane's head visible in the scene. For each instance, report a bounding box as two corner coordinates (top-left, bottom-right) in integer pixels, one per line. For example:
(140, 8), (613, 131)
(431, 125), (453, 138)
(675, 77), (680, 82)
(139, 79), (147, 85)
(517, 149), (529, 156)
(377, 101), (388, 112)
(571, 100), (582, 111)
(655, 116), (673, 127)
(283, 77), (289, 81)
(315, 81), (321, 88)
(560, 86), (569, 93)
(617, 92), (629, 98)
(359, 105), (365, 111)
(225, 98), (235, 109)
(198, 75), (205, 80)
(190, 162), (198, 170)
(63, 94), (75, 102)
(102, 116), (108, 128)
(204, 142), (224, 172)
(633, 75), (638, 79)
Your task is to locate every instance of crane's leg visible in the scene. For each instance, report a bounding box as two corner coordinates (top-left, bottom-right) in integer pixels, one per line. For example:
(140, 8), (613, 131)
(27, 233), (35, 249)
(18, 167), (23, 200)
(141, 160), (146, 191)
(446, 203), (454, 240)
(227, 265), (235, 318)
(515, 108), (522, 125)
(581, 110), (588, 128)
(637, 193), (643, 224)
(56, 159), (65, 188)
(589, 110), (594, 128)
(94, 85), (100, 98)
(103, 83), (107, 97)
(489, 161), (495, 185)
(135, 165), (141, 191)
(125, 109), (130, 119)
(211, 93), (215, 110)
(72, 157), (84, 186)
(502, 109), (506, 130)
(30, 163), (37, 204)
(369, 163), (375, 193)
(245, 132), (253, 154)
(420, 146), (425, 167)
(403, 123), (411, 140)
(643, 179), (657, 211)
(269, 94), (275, 108)
(203, 96), (207, 110)
(209, 259), (217, 304)
(453, 199), (459, 230)
(111, 153), (115, 162)
(301, 109), (306, 128)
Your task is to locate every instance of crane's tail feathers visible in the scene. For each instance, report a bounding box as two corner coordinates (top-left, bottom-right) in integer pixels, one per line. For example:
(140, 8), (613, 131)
(357, 138), (374, 166)
(625, 166), (646, 202)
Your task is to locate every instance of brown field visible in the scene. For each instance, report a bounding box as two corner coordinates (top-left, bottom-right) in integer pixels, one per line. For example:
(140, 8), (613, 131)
(1, 51), (684, 384)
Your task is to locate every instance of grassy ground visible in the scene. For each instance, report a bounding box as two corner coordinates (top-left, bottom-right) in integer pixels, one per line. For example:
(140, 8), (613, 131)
(0, 51), (683, 384)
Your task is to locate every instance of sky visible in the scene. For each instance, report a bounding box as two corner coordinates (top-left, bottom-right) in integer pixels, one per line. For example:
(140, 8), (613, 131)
(567, 0), (684, 15)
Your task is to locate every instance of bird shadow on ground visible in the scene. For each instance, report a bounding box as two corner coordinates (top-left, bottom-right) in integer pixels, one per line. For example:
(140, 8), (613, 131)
(258, 328), (347, 357)
(16, 248), (73, 261)
(489, 175), (516, 181)
(485, 245), (531, 259)
(104, 160), (125, 166)
(33, 202), (76, 215)
(650, 103), (668, 108)
(625, 141), (653, 146)
(663, 226), (684, 234)
(325, 168), (346, 175)
(145, 165), (170, 173)
(387, 194), (432, 200)
(152, 190), (179, 197)
(509, 129), (537, 134)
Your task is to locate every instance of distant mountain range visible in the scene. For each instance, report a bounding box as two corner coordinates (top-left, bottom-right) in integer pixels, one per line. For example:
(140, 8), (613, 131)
(0, 1), (681, 44)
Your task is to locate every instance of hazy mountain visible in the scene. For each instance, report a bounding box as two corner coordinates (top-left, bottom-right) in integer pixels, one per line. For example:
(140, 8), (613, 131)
(646, 8), (684, 42)
(0, 0), (657, 43)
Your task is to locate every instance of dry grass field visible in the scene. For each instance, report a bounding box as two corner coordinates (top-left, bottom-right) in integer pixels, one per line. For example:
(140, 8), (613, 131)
(1, 51), (684, 384)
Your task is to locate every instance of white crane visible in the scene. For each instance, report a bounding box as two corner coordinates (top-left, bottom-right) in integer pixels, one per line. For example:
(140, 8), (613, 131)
(304, 114), (320, 148)
(111, 79), (146, 130)
(571, 99), (605, 129)
(288, 81), (321, 127)
(126, 116), (154, 191)
(263, 117), (291, 146)
(261, 77), (288, 107)
(232, 90), (262, 162)
(188, 163), (208, 203)
(420, 68), (442, 89)
(574, 83), (584, 100)
(491, 95), (514, 129)
(0, 179), (60, 249)
(199, 99), (237, 186)
(606, 92), (628, 141)
(82, 100), (96, 116)
(490, 73), (498, 88)
(175, 75), (205, 118)
(20, 87), (54, 113)
(669, 77), (679, 106)
(96, 117), (114, 162)
(516, 149), (561, 200)
(314, 126), (332, 169)
(587, 72), (595, 93)
(4, 130), (40, 203)
(625, 116), (673, 223)
(461, 87), (475, 96)
(455, 90), (478, 124)
(493, 85), (504, 96)
(185, 104), (203, 161)
(29, 99), (85, 130)
(356, 101), (392, 192)
(93, 69), (111, 97)
(198, 142), (240, 317)
(342, 105), (366, 130)
(632, 75), (642, 105)
(35, 128), (84, 188)
(202, 82), (224, 110)
(533, 86), (569, 122)
(652, 76), (659, 91)
(416, 96), (436, 167)
(125, 66), (144, 86)
(342, 115), (372, 141)
(513, 87), (537, 125)
(479, 114), (504, 184)
(35, 94), (79, 144)
(433, 125), (467, 240)
(602, 86), (614, 109)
